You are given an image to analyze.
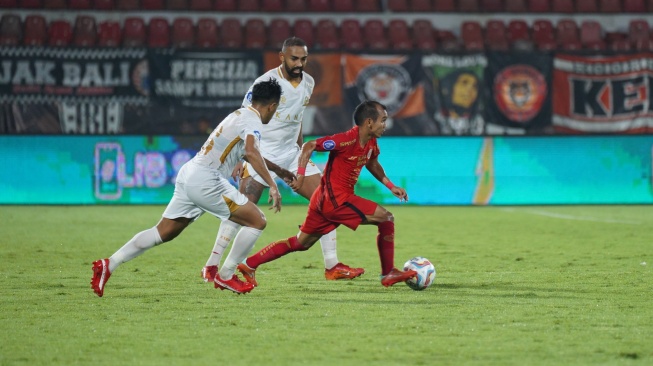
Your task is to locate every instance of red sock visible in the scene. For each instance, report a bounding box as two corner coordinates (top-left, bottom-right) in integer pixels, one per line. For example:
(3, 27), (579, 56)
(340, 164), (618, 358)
(377, 221), (395, 275)
(245, 236), (306, 269)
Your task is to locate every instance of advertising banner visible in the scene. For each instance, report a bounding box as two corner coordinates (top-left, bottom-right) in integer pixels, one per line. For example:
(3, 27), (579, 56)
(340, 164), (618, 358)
(552, 52), (653, 133)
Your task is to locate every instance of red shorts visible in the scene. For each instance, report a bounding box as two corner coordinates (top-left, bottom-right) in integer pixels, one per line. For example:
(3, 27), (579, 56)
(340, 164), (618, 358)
(300, 195), (378, 235)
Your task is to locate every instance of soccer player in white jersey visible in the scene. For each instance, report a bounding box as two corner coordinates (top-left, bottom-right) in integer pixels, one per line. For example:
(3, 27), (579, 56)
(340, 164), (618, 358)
(91, 79), (286, 296)
(201, 37), (364, 284)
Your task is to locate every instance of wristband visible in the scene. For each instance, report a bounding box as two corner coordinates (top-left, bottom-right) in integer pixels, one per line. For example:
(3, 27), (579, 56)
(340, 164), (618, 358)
(297, 167), (306, 175)
(384, 180), (395, 190)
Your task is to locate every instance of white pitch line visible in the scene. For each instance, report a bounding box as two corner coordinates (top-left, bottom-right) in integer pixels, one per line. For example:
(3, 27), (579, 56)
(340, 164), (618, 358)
(500, 208), (641, 225)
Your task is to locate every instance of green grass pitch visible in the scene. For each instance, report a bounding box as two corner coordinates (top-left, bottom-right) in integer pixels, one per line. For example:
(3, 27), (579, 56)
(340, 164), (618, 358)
(0, 205), (651, 365)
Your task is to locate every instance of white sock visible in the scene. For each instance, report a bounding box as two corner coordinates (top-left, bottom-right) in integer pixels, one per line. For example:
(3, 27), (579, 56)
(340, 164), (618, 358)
(109, 227), (163, 272)
(219, 226), (262, 279)
(205, 220), (241, 267)
(320, 230), (339, 269)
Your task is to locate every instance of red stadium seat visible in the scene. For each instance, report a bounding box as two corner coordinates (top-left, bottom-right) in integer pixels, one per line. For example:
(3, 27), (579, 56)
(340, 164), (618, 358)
(98, 21), (121, 47)
(70, 0), (92, 9)
(388, 19), (412, 50)
(580, 20), (602, 46)
(413, 19), (437, 50)
(73, 15), (97, 47)
(148, 18), (170, 48)
(551, 0), (573, 12)
(238, 0), (259, 11)
(623, 0), (647, 11)
(528, 0), (549, 11)
(462, 21), (484, 51)
(142, 0), (164, 9)
(220, 18), (243, 48)
(599, 0), (622, 12)
(387, 0), (409, 11)
(95, 0), (115, 9)
(44, 0), (66, 8)
(292, 19), (314, 48)
(560, 39), (582, 50)
(244, 18), (266, 48)
(505, 0), (527, 11)
(576, 0), (598, 12)
(533, 19), (554, 42)
(172, 17), (194, 48)
(433, 0), (454, 11)
(485, 20), (509, 50)
(0, 0), (16, 7)
(123, 17), (146, 47)
(214, 0), (236, 11)
(507, 20), (531, 49)
(556, 19), (579, 44)
(23, 15), (46, 46)
(635, 38), (653, 51)
(190, 0), (212, 10)
(459, 0), (480, 11)
(340, 19), (364, 50)
(609, 38), (632, 51)
(357, 0), (381, 11)
(117, 0), (140, 10)
(286, 0), (307, 11)
(196, 18), (218, 48)
(48, 20), (73, 47)
(315, 19), (340, 49)
(648, 0), (653, 11)
(628, 19), (650, 46)
(20, 0), (42, 8)
(0, 14), (21, 46)
(481, 0), (503, 12)
(333, 0), (354, 12)
(268, 18), (290, 48)
(308, 0), (330, 11)
(261, 0), (283, 11)
(363, 20), (388, 50)
(167, 0), (189, 9)
(439, 30), (461, 51)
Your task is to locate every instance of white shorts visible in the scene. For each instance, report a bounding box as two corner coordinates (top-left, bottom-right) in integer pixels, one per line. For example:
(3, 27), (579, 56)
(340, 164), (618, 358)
(162, 161), (249, 221)
(242, 149), (321, 187)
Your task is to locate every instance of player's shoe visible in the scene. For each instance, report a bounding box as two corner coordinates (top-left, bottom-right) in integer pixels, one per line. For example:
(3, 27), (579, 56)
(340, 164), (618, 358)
(214, 274), (254, 294)
(201, 265), (218, 283)
(91, 258), (112, 297)
(380, 268), (417, 287)
(237, 262), (258, 287)
(324, 263), (365, 280)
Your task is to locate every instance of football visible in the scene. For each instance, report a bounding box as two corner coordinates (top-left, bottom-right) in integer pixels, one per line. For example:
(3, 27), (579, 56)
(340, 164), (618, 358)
(403, 256), (436, 291)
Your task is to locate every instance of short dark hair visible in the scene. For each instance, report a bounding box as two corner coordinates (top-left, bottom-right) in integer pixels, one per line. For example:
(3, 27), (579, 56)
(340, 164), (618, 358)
(251, 78), (282, 105)
(282, 37), (307, 52)
(353, 101), (387, 126)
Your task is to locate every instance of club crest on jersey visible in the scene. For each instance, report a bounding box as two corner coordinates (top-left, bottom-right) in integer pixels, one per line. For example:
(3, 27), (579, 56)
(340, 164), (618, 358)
(322, 140), (336, 150)
(254, 130), (261, 141)
(246, 91), (253, 103)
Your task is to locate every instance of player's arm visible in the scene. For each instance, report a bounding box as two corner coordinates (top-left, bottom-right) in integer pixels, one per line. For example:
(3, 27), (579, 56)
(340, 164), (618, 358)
(243, 135), (282, 212)
(296, 123), (304, 148)
(366, 157), (408, 202)
(264, 158), (296, 183)
(289, 140), (317, 191)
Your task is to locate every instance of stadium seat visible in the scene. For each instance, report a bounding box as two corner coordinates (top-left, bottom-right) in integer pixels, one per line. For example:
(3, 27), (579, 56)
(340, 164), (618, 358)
(388, 19), (412, 50)
(142, 0), (164, 9)
(556, 19), (579, 45)
(623, 0), (647, 11)
(340, 19), (364, 50)
(292, 19), (314, 48)
(244, 18), (266, 48)
(0, 0), (16, 7)
(48, 20), (73, 47)
(238, 0), (259, 11)
(23, 15), (46, 46)
(458, 0), (480, 11)
(461, 21), (484, 50)
(20, 0), (42, 8)
(196, 18), (218, 48)
(628, 19), (650, 46)
(432, 0), (454, 11)
(308, 0), (330, 11)
(117, 0), (140, 10)
(0, 14), (21, 46)
(148, 18), (170, 48)
(485, 20), (509, 50)
(507, 20), (531, 49)
(98, 21), (121, 47)
(261, 0), (283, 11)
(533, 19), (554, 42)
(214, 0), (236, 11)
(363, 20), (388, 50)
(172, 17), (194, 48)
(551, 0), (573, 12)
(267, 18), (290, 48)
(635, 38), (653, 51)
(123, 17), (146, 47)
(95, 0), (115, 9)
(286, 0), (307, 11)
(220, 18), (243, 48)
(580, 20), (603, 46)
(333, 0), (355, 12)
(609, 38), (632, 51)
(649, 0), (653, 11)
(70, 0), (92, 9)
(315, 19), (340, 49)
(167, 0), (188, 9)
(356, 0), (381, 11)
(576, 0), (598, 12)
(387, 0), (409, 11)
(505, 0), (527, 11)
(413, 19), (437, 50)
(481, 0), (503, 12)
(190, 0), (212, 10)
(44, 0), (66, 8)
(528, 0), (550, 12)
(73, 15), (97, 47)
(559, 39), (582, 50)
(599, 0), (622, 12)
(439, 30), (461, 51)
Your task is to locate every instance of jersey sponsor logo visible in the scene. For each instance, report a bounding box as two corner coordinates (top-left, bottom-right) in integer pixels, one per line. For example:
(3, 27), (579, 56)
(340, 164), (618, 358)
(246, 91), (253, 103)
(303, 96), (310, 106)
(355, 64), (411, 115)
(322, 140), (336, 150)
(339, 139), (356, 147)
(494, 65), (547, 123)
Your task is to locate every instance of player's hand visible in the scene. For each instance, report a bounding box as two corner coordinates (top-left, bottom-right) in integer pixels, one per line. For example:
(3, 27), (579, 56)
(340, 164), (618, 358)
(268, 186), (282, 213)
(391, 187), (408, 203)
(276, 168), (297, 185)
(231, 161), (244, 181)
(289, 175), (305, 192)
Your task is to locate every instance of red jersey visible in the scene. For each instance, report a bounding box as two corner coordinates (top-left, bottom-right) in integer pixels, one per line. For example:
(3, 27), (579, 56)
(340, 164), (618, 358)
(312, 126), (380, 211)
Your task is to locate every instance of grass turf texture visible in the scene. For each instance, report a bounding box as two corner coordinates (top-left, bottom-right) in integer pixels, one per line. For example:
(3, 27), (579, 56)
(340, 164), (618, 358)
(0, 205), (651, 365)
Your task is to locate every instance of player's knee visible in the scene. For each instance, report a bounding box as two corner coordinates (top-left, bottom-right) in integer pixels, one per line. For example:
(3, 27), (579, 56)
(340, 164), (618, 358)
(251, 216), (267, 230)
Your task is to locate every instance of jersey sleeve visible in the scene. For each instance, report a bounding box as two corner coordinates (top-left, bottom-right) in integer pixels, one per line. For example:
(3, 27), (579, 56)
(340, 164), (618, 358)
(370, 138), (380, 160)
(314, 131), (351, 153)
(238, 113), (262, 149)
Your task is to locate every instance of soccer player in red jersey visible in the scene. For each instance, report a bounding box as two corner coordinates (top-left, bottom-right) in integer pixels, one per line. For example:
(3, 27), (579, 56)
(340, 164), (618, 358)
(237, 100), (417, 288)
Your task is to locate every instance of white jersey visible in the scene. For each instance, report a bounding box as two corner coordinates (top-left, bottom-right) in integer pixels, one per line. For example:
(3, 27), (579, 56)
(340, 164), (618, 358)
(242, 66), (314, 159)
(193, 106), (263, 178)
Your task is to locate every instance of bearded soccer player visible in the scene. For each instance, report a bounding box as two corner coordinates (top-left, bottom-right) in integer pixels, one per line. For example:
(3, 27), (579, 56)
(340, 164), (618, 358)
(201, 37), (363, 284)
(236, 101), (417, 288)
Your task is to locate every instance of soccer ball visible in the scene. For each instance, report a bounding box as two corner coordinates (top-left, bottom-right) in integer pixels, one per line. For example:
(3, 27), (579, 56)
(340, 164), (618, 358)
(403, 257), (436, 291)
